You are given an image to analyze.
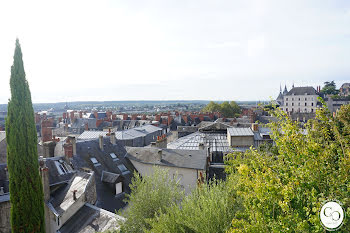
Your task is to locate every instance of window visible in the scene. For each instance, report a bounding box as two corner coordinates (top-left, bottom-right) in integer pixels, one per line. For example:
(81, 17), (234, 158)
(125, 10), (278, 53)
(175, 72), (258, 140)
(90, 157), (101, 166)
(305, 98), (307, 101)
(116, 182), (122, 195)
(90, 158), (98, 164)
(286, 108), (288, 112)
(286, 98), (288, 101)
(305, 103), (307, 106)
(305, 108), (307, 112)
(292, 98), (294, 101)
(55, 160), (72, 175)
(292, 103), (294, 106)
(286, 103), (288, 106)
(110, 153), (117, 159)
(118, 164), (129, 174)
(298, 103), (300, 106)
(298, 98), (300, 101)
(312, 103), (314, 106)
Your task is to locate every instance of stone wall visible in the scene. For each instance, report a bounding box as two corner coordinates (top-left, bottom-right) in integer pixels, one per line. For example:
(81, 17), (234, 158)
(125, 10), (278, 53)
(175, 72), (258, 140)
(0, 198), (10, 233)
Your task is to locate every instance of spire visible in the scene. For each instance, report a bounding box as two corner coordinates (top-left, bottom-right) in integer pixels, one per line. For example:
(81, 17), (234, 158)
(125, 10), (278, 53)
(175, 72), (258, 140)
(283, 85), (288, 95)
(280, 84), (282, 93)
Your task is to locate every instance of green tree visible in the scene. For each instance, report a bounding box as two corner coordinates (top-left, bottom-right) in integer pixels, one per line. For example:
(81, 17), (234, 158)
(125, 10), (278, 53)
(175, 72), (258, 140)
(321, 80), (339, 95)
(202, 101), (241, 118)
(220, 101), (235, 118)
(226, 102), (350, 232)
(6, 39), (45, 232)
(202, 101), (221, 113)
(230, 101), (241, 116)
(146, 179), (240, 233)
(119, 168), (184, 233)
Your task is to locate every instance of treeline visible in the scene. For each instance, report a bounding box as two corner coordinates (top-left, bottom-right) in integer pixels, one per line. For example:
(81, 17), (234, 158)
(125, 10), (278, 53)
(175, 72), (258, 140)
(113, 103), (350, 233)
(201, 101), (241, 118)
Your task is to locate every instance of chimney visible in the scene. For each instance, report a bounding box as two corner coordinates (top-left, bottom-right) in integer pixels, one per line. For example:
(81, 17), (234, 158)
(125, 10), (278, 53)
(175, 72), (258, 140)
(199, 143), (205, 150)
(41, 120), (53, 143)
(85, 122), (89, 131)
(70, 111), (75, 120)
(157, 149), (162, 162)
(43, 141), (56, 158)
(73, 190), (77, 201)
(39, 156), (50, 202)
(94, 111), (98, 119)
(67, 135), (76, 156)
(99, 135), (104, 151)
(207, 147), (212, 162)
(110, 132), (116, 145)
(79, 111), (83, 118)
(251, 123), (259, 132)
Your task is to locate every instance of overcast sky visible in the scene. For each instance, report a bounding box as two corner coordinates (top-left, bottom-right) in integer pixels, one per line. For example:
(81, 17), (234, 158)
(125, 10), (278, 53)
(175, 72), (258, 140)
(0, 0), (349, 103)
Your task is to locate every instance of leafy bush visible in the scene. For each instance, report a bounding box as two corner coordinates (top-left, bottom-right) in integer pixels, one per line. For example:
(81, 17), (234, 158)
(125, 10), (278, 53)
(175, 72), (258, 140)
(118, 168), (184, 233)
(226, 102), (350, 232)
(146, 179), (240, 233)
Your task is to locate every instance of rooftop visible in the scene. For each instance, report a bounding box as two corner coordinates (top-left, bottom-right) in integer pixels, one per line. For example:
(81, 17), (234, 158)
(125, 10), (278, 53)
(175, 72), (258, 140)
(286, 86), (317, 96)
(126, 147), (207, 170)
(167, 132), (233, 152)
(58, 203), (122, 233)
(227, 127), (254, 136)
(50, 172), (92, 216)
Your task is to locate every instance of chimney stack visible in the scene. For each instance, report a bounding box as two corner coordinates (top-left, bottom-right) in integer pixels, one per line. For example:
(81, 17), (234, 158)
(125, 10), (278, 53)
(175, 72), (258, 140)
(39, 156), (50, 202)
(110, 132), (116, 145)
(67, 135), (76, 156)
(157, 149), (162, 162)
(199, 143), (205, 150)
(99, 135), (104, 151)
(73, 190), (77, 201)
(43, 141), (56, 158)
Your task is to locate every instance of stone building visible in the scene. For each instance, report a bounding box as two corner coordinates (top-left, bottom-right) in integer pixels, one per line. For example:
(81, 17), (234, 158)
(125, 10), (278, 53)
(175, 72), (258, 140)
(279, 86), (320, 114)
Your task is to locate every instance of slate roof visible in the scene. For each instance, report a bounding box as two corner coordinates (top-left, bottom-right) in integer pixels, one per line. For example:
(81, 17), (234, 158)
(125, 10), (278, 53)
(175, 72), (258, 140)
(198, 122), (231, 132)
(58, 203), (122, 233)
(78, 125), (162, 141)
(71, 138), (135, 212)
(227, 128), (254, 136)
(45, 157), (75, 186)
(286, 87), (317, 96)
(101, 171), (121, 184)
(78, 131), (108, 140)
(167, 132), (233, 152)
(50, 172), (92, 216)
(126, 147), (207, 170)
(88, 112), (107, 119)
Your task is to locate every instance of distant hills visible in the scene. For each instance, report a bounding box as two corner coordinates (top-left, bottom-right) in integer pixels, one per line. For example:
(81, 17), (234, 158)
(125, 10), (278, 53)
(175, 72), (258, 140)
(0, 100), (266, 112)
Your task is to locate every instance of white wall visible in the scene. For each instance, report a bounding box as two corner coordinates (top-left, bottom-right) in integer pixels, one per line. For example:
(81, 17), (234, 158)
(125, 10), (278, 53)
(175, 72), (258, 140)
(130, 160), (204, 194)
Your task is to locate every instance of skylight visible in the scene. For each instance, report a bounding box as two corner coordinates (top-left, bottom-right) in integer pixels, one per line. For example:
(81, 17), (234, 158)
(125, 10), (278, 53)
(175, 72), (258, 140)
(90, 157), (98, 164)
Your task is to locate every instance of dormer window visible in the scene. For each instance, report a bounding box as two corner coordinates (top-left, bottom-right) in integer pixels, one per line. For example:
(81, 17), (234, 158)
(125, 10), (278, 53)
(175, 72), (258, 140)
(118, 164), (129, 175)
(110, 153), (119, 162)
(90, 157), (101, 166)
(55, 159), (73, 175)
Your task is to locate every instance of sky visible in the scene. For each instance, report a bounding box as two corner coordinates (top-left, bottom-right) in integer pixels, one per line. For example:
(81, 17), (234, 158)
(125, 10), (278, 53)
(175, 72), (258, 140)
(0, 0), (349, 103)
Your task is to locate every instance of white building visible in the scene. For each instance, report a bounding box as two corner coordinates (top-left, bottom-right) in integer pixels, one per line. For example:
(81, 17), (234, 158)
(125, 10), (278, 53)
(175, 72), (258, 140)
(280, 86), (319, 113)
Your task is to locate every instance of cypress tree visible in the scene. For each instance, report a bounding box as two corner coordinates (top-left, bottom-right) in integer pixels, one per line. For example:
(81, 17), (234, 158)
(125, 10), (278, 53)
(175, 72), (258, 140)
(6, 39), (45, 232)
